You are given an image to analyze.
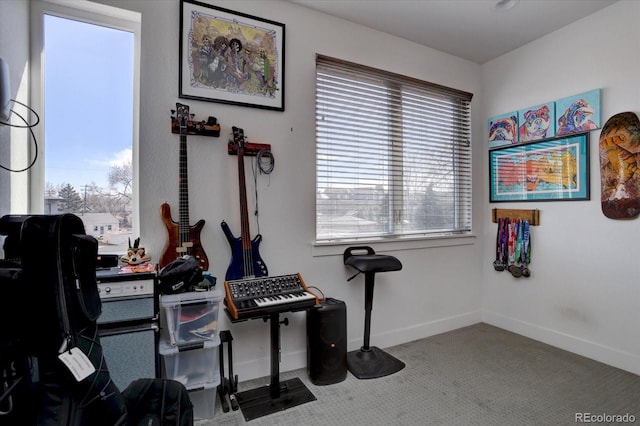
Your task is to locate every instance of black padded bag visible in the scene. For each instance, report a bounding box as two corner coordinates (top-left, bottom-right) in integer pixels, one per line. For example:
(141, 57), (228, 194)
(122, 378), (193, 426)
(158, 256), (202, 294)
(1, 214), (194, 426)
(17, 214), (127, 426)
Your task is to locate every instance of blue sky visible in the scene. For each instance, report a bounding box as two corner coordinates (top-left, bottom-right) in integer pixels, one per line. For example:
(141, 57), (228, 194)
(44, 14), (133, 192)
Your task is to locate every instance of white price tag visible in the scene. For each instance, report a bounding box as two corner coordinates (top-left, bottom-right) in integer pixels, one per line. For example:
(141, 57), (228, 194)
(58, 347), (96, 382)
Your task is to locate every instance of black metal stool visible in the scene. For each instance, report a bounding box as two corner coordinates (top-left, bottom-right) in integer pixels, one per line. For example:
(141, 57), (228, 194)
(343, 246), (405, 379)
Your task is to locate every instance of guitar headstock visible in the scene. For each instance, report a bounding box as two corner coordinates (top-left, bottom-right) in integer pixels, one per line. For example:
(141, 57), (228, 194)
(232, 126), (245, 150)
(176, 103), (190, 135)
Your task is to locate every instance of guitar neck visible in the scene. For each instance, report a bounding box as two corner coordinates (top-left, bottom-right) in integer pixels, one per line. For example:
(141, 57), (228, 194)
(237, 145), (252, 250)
(179, 134), (191, 243)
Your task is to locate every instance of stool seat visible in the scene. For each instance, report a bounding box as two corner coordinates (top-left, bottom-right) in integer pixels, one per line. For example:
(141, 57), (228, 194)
(343, 246), (404, 379)
(344, 254), (402, 273)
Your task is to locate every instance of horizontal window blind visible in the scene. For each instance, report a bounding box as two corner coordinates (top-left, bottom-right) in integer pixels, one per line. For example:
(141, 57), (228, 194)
(315, 55), (473, 242)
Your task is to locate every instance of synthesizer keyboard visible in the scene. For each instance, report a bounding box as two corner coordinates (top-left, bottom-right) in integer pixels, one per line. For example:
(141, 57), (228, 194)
(224, 273), (319, 320)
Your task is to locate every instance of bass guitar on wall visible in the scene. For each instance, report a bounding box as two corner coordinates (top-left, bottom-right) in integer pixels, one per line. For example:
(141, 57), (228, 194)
(160, 103), (209, 271)
(221, 126), (268, 280)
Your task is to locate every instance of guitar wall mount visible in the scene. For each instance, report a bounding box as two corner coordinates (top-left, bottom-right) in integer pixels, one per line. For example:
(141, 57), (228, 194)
(228, 141), (272, 157)
(170, 111), (220, 137)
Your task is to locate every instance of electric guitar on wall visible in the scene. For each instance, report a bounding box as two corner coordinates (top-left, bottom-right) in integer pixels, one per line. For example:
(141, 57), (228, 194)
(221, 126), (268, 281)
(160, 103), (209, 270)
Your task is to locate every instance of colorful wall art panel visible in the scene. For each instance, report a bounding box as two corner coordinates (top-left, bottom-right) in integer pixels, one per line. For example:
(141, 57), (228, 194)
(489, 134), (590, 202)
(599, 111), (640, 220)
(556, 89), (601, 136)
(518, 102), (555, 143)
(488, 112), (518, 149)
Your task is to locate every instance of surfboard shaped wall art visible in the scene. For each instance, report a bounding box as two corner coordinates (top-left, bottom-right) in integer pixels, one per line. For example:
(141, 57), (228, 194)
(599, 111), (640, 219)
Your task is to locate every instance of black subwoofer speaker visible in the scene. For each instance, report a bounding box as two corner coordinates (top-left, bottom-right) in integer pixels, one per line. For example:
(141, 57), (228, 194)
(307, 298), (347, 385)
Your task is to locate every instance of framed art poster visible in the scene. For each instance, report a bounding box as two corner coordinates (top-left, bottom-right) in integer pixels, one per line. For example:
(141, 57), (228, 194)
(179, 0), (285, 111)
(489, 133), (590, 202)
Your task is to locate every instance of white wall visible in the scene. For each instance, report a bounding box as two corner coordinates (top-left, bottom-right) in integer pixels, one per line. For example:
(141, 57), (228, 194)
(91, 0), (485, 381)
(481, 0), (640, 375)
(0, 0), (30, 216)
(2, 0), (637, 383)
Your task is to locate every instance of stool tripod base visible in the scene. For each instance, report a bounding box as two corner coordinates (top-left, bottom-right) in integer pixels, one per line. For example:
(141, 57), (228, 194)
(347, 346), (405, 379)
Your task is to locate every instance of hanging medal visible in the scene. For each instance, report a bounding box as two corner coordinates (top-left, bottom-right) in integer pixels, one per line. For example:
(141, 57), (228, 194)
(494, 218), (506, 271)
(514, 219), (522, 263)
(509, 219), (523, 278)
(520, 219), (531, 277)
(506, 219), (516, 274)
(500, 218), (509, 270)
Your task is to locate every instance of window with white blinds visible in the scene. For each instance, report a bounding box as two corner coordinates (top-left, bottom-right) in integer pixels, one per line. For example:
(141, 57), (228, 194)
(315, 55), (473, 242)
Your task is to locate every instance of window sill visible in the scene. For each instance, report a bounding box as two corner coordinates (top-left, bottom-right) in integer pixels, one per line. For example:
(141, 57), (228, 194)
(312, 233), (476, 257)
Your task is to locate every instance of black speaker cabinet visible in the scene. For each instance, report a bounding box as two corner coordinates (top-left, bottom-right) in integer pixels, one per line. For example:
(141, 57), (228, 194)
(307, 298), (347, 385)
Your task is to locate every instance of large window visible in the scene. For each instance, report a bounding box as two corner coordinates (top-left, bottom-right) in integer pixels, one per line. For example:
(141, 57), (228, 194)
(315, 55), (473, 242)
(31, 0), (140, 254)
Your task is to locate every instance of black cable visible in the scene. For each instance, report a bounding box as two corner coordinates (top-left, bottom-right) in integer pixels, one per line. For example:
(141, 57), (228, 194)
(1, 99), (40, 128)
(0, 100), (40, 172)
(307, 285), (326, 301)
(256, 148), (274, 175)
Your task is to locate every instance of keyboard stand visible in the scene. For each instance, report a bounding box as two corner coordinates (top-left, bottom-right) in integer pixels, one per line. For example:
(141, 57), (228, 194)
(226, 309), (316, 421)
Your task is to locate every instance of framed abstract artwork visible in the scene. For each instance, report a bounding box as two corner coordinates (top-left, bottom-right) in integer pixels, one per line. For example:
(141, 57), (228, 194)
(555, 89), (600, 136)
(517, 102), (555, 143)
(179, 0), (285, 111)
(489, 133), (590, 202)
(488, 111), (518, 149)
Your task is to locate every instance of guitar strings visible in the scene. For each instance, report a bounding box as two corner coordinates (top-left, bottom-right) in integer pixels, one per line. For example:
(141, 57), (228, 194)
(252, 148), (275, 235)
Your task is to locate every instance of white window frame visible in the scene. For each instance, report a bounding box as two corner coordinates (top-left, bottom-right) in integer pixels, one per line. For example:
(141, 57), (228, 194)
(29, 0), (141, 234)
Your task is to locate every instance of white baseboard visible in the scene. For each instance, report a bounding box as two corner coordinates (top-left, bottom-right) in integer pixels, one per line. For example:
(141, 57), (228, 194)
(233, 310), (483, 382)
(482, 310), (640, 376)
(230, 311), (640, 382)
(367, 310), (483, 350)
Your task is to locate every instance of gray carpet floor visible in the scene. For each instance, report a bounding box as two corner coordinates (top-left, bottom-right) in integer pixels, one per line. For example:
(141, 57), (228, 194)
(196, 323), (640, 425)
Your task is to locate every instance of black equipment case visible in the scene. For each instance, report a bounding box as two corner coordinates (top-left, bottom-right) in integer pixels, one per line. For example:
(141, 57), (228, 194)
(0, 214), (193, 426)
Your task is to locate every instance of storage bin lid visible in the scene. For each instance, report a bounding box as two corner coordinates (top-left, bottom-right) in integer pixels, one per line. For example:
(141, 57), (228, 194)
(187, 381), (218, 391)
(159, 335), (220, 355)
(160, 286), (223, 307)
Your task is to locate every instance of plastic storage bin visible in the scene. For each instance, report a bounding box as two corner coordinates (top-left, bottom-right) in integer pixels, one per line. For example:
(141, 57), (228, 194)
(189, 382), (218, 420)
(160, 287), (223, 346)
(159, 337), (221, 390)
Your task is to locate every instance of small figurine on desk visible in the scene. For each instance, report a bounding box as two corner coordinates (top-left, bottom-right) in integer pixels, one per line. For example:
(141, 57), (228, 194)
(121, 237), (151, 265)
(119, 237), (156, 274)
